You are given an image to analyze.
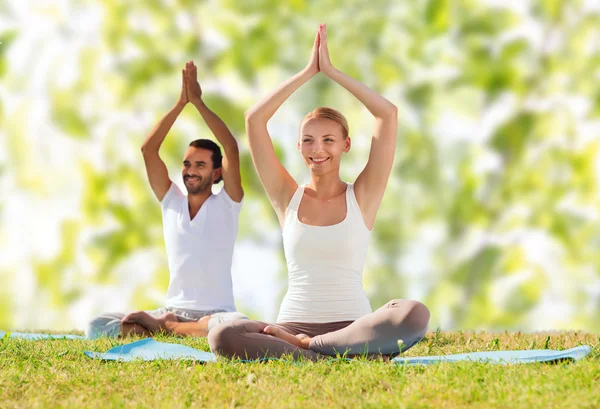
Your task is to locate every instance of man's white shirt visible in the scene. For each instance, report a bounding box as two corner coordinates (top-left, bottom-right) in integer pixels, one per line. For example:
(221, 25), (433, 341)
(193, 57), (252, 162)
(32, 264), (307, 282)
(160, 183), (242, 311)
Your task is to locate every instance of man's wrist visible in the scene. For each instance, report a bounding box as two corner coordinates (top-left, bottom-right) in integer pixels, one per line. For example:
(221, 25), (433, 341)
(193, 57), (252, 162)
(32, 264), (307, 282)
(191, 98), (205, 109)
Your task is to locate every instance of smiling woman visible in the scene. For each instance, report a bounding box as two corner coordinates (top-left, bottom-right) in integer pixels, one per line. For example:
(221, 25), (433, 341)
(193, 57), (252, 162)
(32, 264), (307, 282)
(2, 0), (599, 338)
(207, 24), (430, 361)
(299, 107), (350, 175)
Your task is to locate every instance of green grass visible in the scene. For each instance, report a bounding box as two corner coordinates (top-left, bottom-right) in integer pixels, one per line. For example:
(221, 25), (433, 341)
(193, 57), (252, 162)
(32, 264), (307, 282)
(1, 330), (599, 408)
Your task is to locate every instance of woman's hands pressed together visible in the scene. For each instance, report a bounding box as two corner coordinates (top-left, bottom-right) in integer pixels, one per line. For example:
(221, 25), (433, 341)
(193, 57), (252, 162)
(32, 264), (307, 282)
(317, 24), (335, 77)
(304, 28), (320, 76)
(304, 23), (335, 78)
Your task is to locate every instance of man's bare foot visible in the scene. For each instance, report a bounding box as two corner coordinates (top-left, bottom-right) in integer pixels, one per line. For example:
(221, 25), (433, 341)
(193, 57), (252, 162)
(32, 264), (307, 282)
(153, 312), (179, 333)
(122, 311), (178, 333)
(263, 325), (312, 349)
(122, 311), (150, 325)
(162, 315), (210, 338)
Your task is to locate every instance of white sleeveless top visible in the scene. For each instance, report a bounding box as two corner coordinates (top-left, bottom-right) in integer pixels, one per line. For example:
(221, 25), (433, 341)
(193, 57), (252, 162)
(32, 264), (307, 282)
(276, 183), (373, 323)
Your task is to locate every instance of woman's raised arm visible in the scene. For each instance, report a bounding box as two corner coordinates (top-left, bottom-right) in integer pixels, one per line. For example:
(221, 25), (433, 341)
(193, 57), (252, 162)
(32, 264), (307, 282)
(319, 24), (398, 229)
(245, 30), (321, 225)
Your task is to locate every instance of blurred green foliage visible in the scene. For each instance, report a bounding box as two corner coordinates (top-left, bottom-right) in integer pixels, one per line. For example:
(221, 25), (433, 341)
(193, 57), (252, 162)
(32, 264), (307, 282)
(0, 0), (598, 331)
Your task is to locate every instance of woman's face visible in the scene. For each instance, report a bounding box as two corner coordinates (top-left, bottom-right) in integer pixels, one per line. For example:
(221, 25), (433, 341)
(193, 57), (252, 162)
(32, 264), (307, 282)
(298, 117), (350, 176)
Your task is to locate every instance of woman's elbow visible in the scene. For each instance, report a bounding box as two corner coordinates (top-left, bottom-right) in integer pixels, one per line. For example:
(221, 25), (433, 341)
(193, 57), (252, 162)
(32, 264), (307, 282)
(244, 109), (258, 123)
(244, 109), (268, 125)
(385, 103), (398, 119)
(375, 103), (398, 122)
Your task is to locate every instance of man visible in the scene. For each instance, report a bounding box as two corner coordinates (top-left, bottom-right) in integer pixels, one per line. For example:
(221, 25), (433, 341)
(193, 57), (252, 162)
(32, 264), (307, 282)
(86, 61), (247, 338)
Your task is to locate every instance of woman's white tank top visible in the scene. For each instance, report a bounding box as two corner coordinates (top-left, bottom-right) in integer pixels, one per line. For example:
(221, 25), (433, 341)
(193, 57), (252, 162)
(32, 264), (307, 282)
(276, 183), (373, 323)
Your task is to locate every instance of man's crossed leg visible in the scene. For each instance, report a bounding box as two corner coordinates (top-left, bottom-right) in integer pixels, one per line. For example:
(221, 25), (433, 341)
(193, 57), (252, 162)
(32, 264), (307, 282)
(86, 308), (247, 339)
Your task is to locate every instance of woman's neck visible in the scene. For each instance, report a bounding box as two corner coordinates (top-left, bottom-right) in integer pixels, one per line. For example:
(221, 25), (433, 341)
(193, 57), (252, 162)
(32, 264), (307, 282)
(305, 173), (346, 200)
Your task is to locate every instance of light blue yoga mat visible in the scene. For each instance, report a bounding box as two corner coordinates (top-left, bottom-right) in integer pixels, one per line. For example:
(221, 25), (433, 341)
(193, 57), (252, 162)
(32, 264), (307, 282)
(85, 338), (592, 365)
(393, 345), (592, 365)
(0, 331), (85, 340)
(85, 338), (217, 362)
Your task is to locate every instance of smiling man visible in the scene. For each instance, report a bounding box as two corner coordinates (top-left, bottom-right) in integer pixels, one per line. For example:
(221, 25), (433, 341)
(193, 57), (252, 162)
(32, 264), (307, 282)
(85, 61), (247, 338)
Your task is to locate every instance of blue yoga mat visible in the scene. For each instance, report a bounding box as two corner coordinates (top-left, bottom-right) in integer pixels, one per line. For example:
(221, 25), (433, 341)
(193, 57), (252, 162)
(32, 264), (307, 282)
(85, 338), (217, 362)
(0, 331), (85, 340)
(85, 338), (592, 364)
(393, 345), (592, 365)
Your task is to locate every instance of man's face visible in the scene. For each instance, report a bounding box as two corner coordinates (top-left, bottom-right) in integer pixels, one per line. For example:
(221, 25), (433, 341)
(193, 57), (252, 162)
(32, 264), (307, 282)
(181, 147), (215, 194)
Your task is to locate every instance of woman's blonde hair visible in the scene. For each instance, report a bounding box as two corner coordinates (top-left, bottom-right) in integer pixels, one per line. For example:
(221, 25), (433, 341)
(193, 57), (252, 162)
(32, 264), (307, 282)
(300, 107), (349, 139)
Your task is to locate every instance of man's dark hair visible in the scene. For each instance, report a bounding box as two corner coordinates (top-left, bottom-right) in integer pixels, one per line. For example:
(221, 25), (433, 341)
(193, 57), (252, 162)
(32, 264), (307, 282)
(189, 139), (223, 184)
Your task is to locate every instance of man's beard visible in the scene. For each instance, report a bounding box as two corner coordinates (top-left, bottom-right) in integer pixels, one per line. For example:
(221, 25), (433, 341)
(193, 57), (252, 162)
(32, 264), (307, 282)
(183, 176), (212, 194)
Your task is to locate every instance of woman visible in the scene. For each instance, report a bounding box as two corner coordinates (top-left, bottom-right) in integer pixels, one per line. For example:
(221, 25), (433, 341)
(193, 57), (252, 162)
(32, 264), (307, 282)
(209, 24), (430, 360)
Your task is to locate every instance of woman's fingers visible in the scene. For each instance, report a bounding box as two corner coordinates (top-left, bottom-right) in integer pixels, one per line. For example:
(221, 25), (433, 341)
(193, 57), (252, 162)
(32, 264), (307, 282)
(318, 23), (334, 74)
(304, 28), (320, 74)
(318, 26), (327, 56)
(263, 325), (305, 348)
(319, 23), (327, 46)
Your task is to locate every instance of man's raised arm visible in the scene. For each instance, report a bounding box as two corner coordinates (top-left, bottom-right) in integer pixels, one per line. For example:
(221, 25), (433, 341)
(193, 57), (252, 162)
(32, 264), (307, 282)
(185, 61), (243, 203)
(141, 69), (188, 202)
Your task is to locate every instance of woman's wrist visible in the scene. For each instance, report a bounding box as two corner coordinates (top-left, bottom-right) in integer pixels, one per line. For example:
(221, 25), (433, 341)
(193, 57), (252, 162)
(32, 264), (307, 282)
(300, 66), (318, 80)
(322, 66), (339, 80)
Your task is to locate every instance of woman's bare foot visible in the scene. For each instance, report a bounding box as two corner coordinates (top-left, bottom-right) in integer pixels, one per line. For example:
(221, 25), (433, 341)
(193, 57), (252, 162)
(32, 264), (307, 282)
(295, 333), (309, 341)
(263, 325), (312, 349)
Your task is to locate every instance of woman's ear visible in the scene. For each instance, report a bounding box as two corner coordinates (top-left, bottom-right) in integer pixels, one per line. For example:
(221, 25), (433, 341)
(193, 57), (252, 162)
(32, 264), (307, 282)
(344, 137), (351, 153)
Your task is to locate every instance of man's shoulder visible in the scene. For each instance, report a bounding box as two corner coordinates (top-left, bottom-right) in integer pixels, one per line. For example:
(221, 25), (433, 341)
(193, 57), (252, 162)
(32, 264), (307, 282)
(161, 183), (186, 209)
(213, 187), (243, 210)
(208, 189), (236, 212)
